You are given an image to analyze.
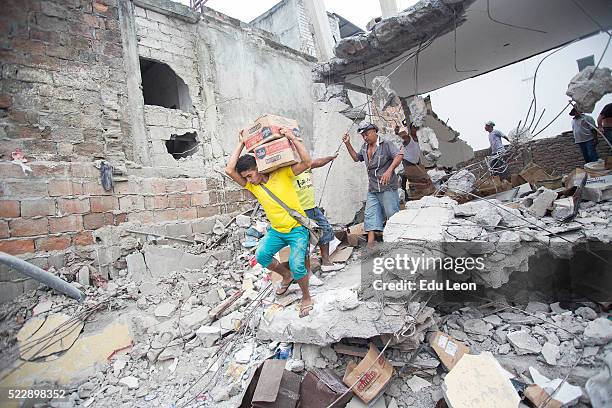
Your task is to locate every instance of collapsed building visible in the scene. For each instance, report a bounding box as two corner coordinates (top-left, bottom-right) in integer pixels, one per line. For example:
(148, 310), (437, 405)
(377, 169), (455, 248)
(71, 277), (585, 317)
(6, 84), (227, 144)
(1, 0), (612, 407)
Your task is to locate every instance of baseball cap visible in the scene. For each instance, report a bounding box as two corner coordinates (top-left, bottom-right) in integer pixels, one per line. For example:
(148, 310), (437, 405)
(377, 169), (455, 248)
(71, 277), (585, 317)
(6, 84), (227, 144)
(485, 121), (495, 127)
(357, 121), (378, 134)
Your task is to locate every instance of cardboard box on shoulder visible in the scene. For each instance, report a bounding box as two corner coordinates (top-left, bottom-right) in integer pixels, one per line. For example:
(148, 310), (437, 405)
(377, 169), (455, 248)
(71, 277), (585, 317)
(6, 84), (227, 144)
(254, 137), (300, 174)
(241, 114), (300, 152)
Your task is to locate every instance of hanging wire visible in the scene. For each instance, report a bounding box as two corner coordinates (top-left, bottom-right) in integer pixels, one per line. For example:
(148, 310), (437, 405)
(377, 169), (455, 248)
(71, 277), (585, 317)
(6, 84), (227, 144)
(486, 0), (547, 34)
(453, 9), (478, 73)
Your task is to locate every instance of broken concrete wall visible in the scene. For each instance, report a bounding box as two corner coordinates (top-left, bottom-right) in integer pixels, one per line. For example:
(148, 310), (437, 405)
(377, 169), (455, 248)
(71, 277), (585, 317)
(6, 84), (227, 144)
(458, 131), (611, 177)
(0, 0), (317, 302)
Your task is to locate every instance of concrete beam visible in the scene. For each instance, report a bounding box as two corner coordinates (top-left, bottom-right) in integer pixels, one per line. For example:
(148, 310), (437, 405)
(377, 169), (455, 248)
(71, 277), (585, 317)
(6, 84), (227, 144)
(133, 0), (200, 24)
(380, 0), (399, 18)
(302, 0), (335, 61)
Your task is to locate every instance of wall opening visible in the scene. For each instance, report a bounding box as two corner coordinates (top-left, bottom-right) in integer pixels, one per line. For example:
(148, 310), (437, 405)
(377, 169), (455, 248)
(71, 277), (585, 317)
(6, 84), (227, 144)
(165, 132), (199, 159)
(139, 58), (192, 112)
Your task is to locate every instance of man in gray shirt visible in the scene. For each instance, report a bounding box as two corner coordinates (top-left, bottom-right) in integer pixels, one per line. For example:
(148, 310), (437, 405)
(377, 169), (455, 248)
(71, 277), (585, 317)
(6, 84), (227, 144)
(343, 121), (403, 248)
(484, 121), (509, 180)
(570, 107), (598, 163)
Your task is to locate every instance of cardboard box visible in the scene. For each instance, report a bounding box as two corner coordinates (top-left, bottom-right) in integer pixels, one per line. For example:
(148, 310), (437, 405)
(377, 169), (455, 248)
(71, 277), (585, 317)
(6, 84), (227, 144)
(519, 162), (552, 185)
(254, 138), (300, 174)
(239, 359), (301, 408)
(346, 223), (365, 247)
(241, 114), (300, 152)
(298, 369), (353, 408)
(342, 343), (393, 404)
(429, 331), (470, 371)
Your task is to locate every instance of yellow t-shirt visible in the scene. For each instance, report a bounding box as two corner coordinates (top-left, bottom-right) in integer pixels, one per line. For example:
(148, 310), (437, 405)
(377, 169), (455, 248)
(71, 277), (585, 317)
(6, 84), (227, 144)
(292, 169), (316, 211)
(245, 166), (306, 233)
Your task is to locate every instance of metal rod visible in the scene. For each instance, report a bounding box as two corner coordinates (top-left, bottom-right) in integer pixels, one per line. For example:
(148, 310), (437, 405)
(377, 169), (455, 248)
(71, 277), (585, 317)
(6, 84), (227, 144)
(0, 252), (86, 302)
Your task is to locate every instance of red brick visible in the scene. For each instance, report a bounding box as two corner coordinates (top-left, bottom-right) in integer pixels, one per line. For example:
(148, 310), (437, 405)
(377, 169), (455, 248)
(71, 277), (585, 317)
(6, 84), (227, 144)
(48, 180), (82, 196)
(177, 208), (197, 220)
(206, 178), (221, 189)
(0, 200), (20, 218)
(185, 179), (206, 192)
(9, 218), (48, 237)
(153, 195), (169, 209)
(49, 215), (83, 233)
(69, 163), (99, 178)
(0, 239), (35, 255)
(166, 179), (187, 193)
(0, 220), (8, 238)
(58, 197), (90, 214)
(74, 231), (94, 246)
(114, 213), (128, 224)
(114, 180), (140, 195)
(144, 196), (155, 210)
(35, 235), (71, 251)
(82, 181), (110, 195)
(190, 192), (209, 206)
(21, 199), (56, 217)
(83, 212), (113, 230)
(28, 163), (68, 177)
(168, 193), (190, 208)
(197, 206), (220, 218)
(0, 95), (12, 109)
(155, 209), (177, 222)
(93, 2), (109, 13)
(141, 178), (166, 195)
(90, 196), (118, 212)
(209, 191), (222, 205)
(128, 211), (154, 224)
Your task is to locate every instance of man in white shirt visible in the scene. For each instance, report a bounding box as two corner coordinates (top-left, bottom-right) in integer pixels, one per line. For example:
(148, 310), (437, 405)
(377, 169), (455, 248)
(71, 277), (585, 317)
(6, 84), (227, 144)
(484, 121), (509, 180)
(395, 122), (434, 200)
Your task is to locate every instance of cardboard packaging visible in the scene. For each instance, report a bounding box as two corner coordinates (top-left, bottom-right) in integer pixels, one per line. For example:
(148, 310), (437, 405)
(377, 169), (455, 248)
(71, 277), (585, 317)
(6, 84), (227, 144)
(298, 369), (353, 408)
(241, 114), (300, 152)
(239, 359), (301, 408)
(254, 138), (300, 174)
(346, 223), (365, 247)
(429, 331), (470, 371)
(342, 343), (393, 404)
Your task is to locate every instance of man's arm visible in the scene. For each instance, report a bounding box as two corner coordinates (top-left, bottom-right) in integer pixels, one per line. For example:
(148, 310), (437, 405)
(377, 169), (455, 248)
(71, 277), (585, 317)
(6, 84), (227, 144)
(342, 133), (359, 162)
(224, 139), (247, 187)
(380, 151), (403, 185)
(311, 154), (337, 169)
(282, 128), (312, 176)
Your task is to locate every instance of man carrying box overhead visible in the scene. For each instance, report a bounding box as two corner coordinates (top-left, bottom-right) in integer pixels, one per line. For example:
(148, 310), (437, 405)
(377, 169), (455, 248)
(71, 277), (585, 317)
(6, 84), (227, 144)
(225, 128), (315, 317)
(292, 154), (345, 272)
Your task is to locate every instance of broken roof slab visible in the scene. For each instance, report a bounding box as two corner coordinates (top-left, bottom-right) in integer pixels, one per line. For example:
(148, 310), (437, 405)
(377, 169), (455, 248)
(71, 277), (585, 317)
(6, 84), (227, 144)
(315, 0), (612, 97)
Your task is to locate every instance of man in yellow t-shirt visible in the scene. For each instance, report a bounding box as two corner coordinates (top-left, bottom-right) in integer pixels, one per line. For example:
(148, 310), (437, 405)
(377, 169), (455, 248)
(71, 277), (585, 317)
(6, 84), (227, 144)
(292, 155), (345, 272)
(225, 128), (315, 317)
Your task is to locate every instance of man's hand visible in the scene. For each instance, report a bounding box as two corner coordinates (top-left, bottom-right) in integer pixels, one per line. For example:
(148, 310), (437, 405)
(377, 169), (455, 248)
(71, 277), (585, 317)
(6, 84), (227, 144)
(380, 170), (393, 185)
(342, 133), (350, 144)
(280, 127), (296, 141)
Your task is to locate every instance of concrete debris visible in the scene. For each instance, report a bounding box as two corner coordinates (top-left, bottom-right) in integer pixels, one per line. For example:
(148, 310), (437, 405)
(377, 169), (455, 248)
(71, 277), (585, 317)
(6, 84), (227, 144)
(154, 302), (177, 317)
(541, 342), (560, 365)
(78, 265), (91, 286)
(521, 187), (557, 218)
(507, 330), (543, 355)
(234, 214), (251, 227)
(551, 197), (574, 220)
(507, 125), (532, 145)
(586, 352), (612, 408)
(529, 366), (583, 406)
(446, 169), (476, 195)
(566, 66), (612, 113)
(17, 313), (85, 360)
(408, 96), (428, 127)
(406, 375), (432, 393)
(195, 325), (221, 347)
(583, 317), (612, 346)
(119, 376), (140, 389)
(416, 127), (441, 164)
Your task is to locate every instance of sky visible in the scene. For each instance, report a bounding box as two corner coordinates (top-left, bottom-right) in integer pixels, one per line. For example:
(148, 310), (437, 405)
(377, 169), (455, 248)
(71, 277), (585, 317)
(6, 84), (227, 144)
(181, 0), (612, 150)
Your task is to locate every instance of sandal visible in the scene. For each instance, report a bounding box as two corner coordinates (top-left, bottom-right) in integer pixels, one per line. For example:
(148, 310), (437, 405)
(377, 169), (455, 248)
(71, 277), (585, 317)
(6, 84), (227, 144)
(276, 280), (294, 296)
(299, 302), (314, 318)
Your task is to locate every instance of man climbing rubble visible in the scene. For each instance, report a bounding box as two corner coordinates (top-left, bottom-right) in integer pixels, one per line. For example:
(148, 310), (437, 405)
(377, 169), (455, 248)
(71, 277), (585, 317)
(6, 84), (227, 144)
(225, 128), (315, 317)
(395, 121), (435, 201)
(569, 107), (599, 163)
(484, 120), (509, 180)
(343, 121), (403, 248)
(292, 154), (345, 272)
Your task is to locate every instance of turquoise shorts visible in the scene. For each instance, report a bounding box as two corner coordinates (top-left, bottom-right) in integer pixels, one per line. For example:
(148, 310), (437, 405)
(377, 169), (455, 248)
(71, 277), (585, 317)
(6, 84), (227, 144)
(255, 225), (309, 280)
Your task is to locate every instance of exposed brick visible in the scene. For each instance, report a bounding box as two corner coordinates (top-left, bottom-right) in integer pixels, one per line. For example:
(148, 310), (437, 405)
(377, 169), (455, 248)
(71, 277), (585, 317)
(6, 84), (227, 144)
(74, 230), (94, 246)
(114, 213), (128, 224)
(209, 191), (222, 205)
(119, 195), (145, 211)
(0, 239), (35, 255)
(35, 235), (71, 252)
(141, 178), (166, 195)
(168, 193), (190, 208)
(83, 212), (113, 230)
(155, 209), (177, 222)
(0, 200), (20, 218)
(190, 192), (210, 206)
(48, 180), (83, 196)
(0, 220), (8, 239)
(206, 178), (221, 190)
(90, 196), (118, 212)
(166, 179), (187, 193)
(58, 197), (90, 214)
(185, 179), (206, 192)
(197, 206), (220, 218)
(69, 163), (100, 178)
(82, 181), (110, 195)
(128, 210), (155, 224)
(21, 199), (56, 217)
(177, 208), (197, 220)
(114, 180), (140, 195)
(9, 218), (48, 237)
(49, 215), (83, 233)
(225, 190), (244, 202)
(2, 181), (48, 198)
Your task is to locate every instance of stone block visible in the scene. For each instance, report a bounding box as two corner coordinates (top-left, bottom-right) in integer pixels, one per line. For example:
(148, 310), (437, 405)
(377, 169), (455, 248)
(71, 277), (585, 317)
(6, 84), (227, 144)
(9, 218), (49, 237)
(21, 199), (56, 217)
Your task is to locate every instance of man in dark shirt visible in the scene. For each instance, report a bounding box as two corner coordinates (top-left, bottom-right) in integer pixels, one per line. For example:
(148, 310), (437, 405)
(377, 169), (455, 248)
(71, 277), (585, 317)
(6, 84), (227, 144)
(597, 102), (612, 146)
(343, 121), (403, 247)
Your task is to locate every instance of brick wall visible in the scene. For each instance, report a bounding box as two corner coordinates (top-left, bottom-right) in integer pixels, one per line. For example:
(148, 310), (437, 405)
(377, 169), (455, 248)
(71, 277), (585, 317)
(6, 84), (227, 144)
(459, 131), (611, 178)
